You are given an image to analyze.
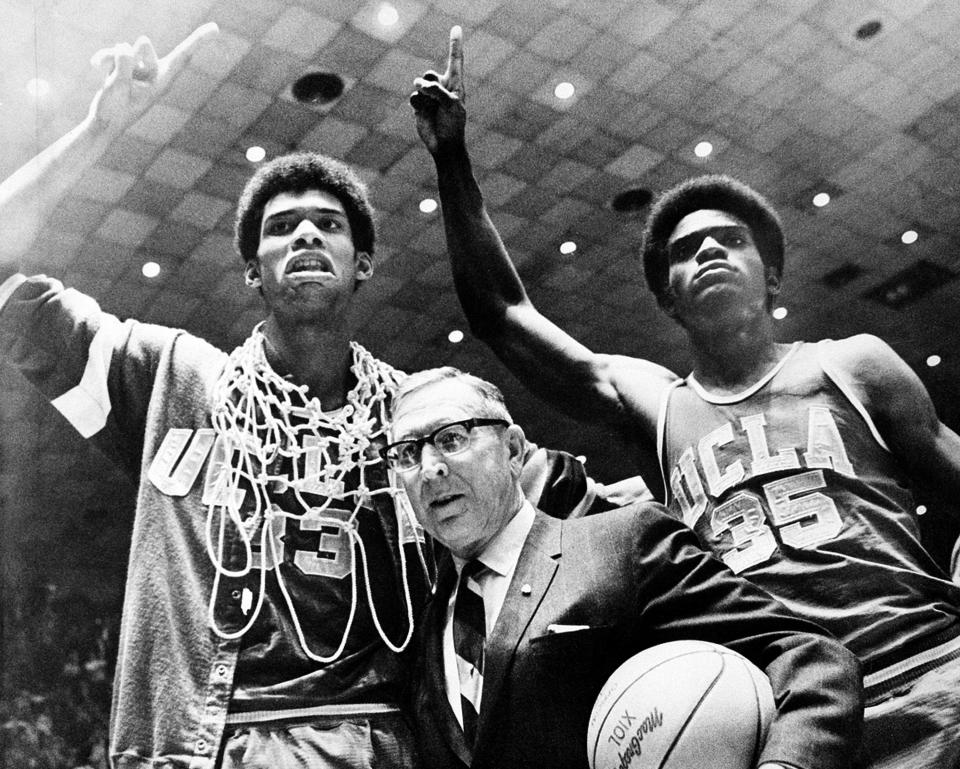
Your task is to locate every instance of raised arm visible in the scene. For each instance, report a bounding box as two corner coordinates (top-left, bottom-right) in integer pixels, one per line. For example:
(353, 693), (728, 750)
(0, 23), (218, 267)
(411, 27), (675, 442)
(832, 334), (960, 505)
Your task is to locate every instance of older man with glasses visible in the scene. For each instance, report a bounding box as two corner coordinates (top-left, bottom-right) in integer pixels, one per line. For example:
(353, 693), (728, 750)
(382, 365), (863, 769)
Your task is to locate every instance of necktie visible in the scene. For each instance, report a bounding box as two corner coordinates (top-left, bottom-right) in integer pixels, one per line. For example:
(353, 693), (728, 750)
(453, 560), (486, 745)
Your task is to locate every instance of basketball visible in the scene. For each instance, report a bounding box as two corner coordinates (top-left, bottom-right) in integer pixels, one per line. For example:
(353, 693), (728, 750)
(586, 640), (775, 769)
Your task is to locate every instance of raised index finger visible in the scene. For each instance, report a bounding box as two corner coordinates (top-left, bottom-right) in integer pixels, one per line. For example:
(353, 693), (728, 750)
(444, 25), (464, 91)
(160, 21), (219, 81)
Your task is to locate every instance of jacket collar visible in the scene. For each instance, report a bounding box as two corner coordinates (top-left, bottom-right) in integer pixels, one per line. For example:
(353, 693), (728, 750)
(473, 511), (562, 765)
(424, 511), (563, 767)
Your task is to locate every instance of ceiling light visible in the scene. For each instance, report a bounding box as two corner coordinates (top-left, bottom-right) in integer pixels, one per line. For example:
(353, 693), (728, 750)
(772, 307), (788, 320)
(812, 192), (830, 207)
(245, 146), (266, 163)
(554, 82), (575, 100)
(377, 3), (399, 26)
(419, 198), (438, 214)
(559, 241), (577, 255)
(448, 329), (464, 344)
(901, 230), (918, 245)
(26, 78), (51, 100)
(142, 262), (161, 278)
(694, 141), (713, 158)
(926, 354), (941, 367)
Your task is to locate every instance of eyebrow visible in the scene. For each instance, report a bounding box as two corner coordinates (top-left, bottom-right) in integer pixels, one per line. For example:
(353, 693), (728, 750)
(391, 421), (445, 443)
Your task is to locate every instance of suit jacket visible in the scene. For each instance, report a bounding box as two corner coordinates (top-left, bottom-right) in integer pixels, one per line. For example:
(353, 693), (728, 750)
(412, 503), (863, 769)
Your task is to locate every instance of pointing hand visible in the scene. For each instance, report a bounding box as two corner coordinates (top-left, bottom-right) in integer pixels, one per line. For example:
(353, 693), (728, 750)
(411, 25), (466, 156)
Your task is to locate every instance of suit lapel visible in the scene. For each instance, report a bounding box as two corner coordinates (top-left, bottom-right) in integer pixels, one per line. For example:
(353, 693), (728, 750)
(474, 512), (562, 758)
(424, 555), (473, 766)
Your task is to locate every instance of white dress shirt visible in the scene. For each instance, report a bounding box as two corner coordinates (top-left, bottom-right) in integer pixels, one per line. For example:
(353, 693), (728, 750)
(442, 500), (535, 726)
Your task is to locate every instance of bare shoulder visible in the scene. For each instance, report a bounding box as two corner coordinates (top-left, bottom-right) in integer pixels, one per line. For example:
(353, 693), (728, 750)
(827, 333), (896, 361)
(823, 334), (908, 386)
(823, 335), (932, 430)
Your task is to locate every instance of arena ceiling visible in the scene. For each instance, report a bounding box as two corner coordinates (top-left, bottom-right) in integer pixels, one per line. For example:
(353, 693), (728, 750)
(3, 0), (960, 569)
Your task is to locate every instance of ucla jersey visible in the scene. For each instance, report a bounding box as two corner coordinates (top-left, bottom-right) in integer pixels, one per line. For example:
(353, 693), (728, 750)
(223, 416), (419, 712)
(658, 340), (960, 670)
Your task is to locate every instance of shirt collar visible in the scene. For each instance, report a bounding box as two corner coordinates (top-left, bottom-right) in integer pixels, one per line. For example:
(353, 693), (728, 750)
(454, 499), (535, 578)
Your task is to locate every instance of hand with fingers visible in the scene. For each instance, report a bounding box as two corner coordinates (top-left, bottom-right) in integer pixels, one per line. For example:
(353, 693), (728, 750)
(411, 25), (467, 157)
(87, 22), (219, 134)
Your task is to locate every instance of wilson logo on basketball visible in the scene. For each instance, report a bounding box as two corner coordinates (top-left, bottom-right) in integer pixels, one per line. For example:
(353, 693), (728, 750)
(608, 707), (663, 769)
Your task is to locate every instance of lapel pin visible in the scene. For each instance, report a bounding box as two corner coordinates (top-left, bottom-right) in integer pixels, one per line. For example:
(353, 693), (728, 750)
(521, 583), (532, 596)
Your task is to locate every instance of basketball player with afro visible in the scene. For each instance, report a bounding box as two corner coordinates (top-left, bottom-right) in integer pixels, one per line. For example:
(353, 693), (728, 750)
(0, 23), (609, 769)
(412, 26), (960, 769)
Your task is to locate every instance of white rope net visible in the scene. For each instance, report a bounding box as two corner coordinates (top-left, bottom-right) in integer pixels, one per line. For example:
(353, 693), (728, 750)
(203, 323), (426, 661)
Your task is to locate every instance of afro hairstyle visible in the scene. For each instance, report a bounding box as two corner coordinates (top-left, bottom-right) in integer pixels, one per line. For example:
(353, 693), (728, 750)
(640, 174), (784, 301)
(234, 151), (375, 263)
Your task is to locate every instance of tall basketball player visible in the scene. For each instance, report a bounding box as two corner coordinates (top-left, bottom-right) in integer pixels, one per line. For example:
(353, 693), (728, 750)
(0, 21), (610, 769)
(412, 26), (960, 769)
(0, 23), (436, 769)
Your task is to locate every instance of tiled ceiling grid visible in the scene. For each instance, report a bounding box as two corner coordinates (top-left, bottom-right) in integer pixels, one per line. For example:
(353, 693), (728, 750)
(4, 0), (960, 542)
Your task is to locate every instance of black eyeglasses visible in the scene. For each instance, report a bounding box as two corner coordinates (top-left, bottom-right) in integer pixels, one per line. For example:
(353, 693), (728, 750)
(380, 418), (509, 471)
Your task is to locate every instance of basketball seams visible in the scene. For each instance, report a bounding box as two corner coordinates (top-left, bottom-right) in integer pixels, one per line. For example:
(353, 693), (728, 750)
(589, 648), (725, 768)
(657, 653), (726, 769)
(588, 643), (771, 769)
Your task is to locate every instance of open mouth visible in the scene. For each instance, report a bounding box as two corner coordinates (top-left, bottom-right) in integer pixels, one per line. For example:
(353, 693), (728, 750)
(285, 251), (334, 276)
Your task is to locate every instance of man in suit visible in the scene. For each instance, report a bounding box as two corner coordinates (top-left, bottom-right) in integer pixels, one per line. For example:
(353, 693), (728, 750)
(382, 366), (863, 769)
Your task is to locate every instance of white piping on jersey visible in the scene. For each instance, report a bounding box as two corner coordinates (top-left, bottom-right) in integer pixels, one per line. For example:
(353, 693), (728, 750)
(51, 311), (123, 438)
(864, 632), (960, 693)
(816, 339), (891, 453)
(656, 378), (684, 500)
(654, 338), (891, 502)
(224, 702), (401, 725)
(0, 273), (26, 310)
(686, 341), (802, 404)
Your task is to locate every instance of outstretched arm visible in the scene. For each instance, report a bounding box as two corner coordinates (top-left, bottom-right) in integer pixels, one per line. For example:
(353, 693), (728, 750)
(0, 23), (218, 267)
(411, 27), (675, 442)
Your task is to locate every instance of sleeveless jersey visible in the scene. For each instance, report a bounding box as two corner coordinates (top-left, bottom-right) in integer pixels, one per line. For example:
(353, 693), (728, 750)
(658, 340), (960, 670)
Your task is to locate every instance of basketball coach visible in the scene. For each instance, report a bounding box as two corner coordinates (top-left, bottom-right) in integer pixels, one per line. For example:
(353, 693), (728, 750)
(383, 366), (863, 769)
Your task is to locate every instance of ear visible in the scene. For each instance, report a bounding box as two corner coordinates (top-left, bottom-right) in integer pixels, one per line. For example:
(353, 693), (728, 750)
(244, 259), (262, 289)
(766, 268), (781, 297)
(354, 251), (374, 283)
(657, 289), (679, 320)
(506, 424), (527, 479)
